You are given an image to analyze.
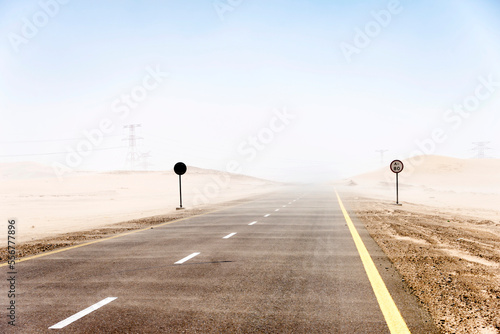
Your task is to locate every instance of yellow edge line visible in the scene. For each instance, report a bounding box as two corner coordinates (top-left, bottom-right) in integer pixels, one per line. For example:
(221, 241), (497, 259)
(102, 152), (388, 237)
(335, 190), (411, 334)
(0, 202), (246, 267)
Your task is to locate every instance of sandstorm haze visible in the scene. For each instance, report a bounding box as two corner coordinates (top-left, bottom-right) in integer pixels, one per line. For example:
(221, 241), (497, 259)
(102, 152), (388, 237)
(1, 0), (500, 182)
(2, 3), (500, 333)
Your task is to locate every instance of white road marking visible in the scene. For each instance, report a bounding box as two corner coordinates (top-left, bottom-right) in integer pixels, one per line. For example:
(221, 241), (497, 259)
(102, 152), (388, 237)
(175, 252), (200, 264)
(275, 209), (280, 212)
(49, 297), (117, 329)
(288, 202), (292, 205)
(283, 205), (287, 208)
(223, 233), (237, 239)
(264, 214), (270, 217)
(249, 221), (257, 225)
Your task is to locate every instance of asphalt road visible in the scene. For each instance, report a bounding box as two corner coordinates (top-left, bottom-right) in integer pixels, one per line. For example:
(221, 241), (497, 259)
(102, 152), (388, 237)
(1, 185), (439, 333)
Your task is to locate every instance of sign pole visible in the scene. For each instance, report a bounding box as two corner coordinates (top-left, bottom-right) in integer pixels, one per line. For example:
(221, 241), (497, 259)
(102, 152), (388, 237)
(390, 160), (404, 206)
(179, 174), (183, 208)
(396, 172), (399, 205)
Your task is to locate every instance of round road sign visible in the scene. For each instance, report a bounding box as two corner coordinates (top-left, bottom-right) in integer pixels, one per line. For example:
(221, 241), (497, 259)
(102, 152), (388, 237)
(174, 162), (187, 176)
(390, 160), (404, 173)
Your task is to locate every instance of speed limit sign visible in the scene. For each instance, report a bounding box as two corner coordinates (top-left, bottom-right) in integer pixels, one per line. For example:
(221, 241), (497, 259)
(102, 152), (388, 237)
(390, 160), (404, 205)
(390, 160), (404, 174)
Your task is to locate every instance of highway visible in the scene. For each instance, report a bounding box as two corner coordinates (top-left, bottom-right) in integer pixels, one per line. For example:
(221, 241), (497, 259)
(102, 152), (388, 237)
(1, 186), (439, 333)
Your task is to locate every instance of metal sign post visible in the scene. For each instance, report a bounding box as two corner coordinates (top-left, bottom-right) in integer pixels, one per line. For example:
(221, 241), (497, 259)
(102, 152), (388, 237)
(390, 160), (404, 205)
(174, 162), (187, 210)
(178, 174), (183, 208)
(396, 172), (399, 204)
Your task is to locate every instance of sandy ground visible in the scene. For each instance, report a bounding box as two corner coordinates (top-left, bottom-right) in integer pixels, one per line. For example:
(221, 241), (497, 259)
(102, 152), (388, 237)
(2, 156), (500, 333)
(0, 162), (280, 243)
(0, 196), (263, 263)
(339, 155), (500, 334)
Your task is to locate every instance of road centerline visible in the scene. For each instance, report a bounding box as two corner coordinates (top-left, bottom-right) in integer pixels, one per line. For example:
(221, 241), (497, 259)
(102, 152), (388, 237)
(48, 297), (117, 329)
(223, 233), (237, 239)
(0, 200), (248, 268)
(248, 221), (257, 225)
(175, 252), (201, 264)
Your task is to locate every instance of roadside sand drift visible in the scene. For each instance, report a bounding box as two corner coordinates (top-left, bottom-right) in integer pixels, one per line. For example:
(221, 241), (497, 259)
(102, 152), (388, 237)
(0, 162), (280, 243)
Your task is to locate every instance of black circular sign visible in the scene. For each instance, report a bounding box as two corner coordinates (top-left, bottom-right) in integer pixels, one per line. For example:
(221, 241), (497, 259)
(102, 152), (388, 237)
(174, 162), (187, 175)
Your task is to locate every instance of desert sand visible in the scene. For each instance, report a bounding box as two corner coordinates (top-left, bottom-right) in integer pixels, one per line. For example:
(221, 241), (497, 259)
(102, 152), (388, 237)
(0, 162), (280, 243)
(346, 155), (500, 221)
(2, 157), (499, 333)
(339, 155), (500, 334)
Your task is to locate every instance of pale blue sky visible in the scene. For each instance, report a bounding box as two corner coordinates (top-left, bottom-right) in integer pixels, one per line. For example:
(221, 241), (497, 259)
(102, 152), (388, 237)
(1, 0), (499, 181)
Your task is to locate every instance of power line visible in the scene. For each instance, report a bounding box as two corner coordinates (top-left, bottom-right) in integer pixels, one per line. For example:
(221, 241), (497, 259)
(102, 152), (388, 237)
(0, 146), (127, 158)
(0, 134), (122, 144)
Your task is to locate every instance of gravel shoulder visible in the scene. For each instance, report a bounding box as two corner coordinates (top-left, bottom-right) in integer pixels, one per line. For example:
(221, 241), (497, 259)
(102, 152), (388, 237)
(344, 194), (500, 334)
(0, 194), (267, 263)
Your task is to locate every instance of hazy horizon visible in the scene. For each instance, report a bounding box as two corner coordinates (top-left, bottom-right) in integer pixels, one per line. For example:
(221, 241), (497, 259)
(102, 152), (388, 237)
(1, 153), (499, 185)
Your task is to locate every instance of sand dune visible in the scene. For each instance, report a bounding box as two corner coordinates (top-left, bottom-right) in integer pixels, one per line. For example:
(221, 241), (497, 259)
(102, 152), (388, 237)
(354, 155), (500, 192)
(343, 155), (500, 221)
(0, 161), (62, 180)
(3, 156), (498, 243)
(0, 162), (280, 242)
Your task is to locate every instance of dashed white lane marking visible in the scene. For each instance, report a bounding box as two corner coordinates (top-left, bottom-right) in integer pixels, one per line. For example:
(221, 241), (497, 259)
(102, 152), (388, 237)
(175, 252), (200, 264)
(283, 205), (287, 208)
(288, 202), (292, 205)
(249, 221), (257, 225)
(223, 233), (237, 239)
(264, 214), (270, 217)
(49, 297), (117, 329)
(275, 209), (280, 212)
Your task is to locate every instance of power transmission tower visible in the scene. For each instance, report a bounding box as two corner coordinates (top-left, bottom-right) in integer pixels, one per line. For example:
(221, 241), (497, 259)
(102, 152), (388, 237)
(139, 152), (152, 170)
(123, 124), (143, 170)
(471, 142), (492, 159)
(375, 149), (388, 165)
